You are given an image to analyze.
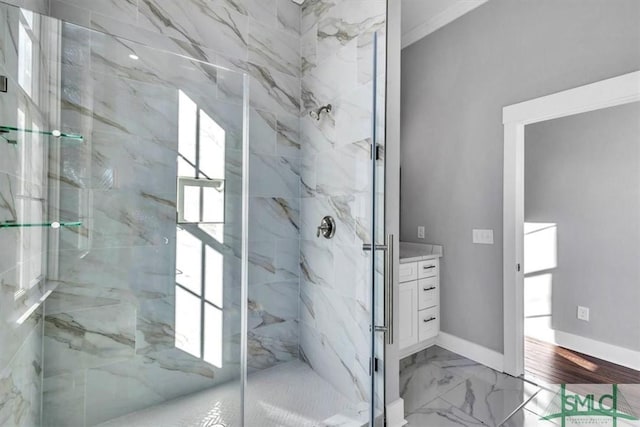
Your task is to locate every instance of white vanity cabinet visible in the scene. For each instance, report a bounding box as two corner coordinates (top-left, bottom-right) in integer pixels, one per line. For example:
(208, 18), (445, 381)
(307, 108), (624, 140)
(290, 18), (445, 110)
(398, 254), (441, 356)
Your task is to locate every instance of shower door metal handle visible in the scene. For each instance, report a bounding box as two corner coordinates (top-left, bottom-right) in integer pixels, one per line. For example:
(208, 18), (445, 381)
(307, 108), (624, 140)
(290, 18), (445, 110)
(363, 234), (394, 345)
(385, 234), (394, 345)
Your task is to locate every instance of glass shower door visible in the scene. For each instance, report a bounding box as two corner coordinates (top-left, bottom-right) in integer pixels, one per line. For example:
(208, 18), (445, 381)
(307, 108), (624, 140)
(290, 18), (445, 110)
(0, 4), (249, 425)
(370, 29), (388, 427)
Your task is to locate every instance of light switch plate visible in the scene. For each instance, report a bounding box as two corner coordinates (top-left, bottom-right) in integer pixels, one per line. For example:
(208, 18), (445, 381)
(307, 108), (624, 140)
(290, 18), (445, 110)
(473, 229), (494, 244)
(417, 226), (425, 239)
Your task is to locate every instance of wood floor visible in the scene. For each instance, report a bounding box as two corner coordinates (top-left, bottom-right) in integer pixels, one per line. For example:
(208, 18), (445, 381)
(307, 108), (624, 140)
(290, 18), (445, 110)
(524, 336), (640, 385)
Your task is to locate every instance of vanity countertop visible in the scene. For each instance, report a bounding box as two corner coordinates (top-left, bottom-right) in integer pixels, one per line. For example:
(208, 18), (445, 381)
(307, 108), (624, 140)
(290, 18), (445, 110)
(399, 242), (443, 263)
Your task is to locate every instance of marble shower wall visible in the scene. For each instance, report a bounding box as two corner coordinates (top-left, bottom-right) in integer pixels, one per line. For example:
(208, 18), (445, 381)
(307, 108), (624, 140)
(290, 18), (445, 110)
(0, 1), (306, 425)
(0, 5), (61, 426)
(299, 0), (387, 404)
(42, 0), (303, 376)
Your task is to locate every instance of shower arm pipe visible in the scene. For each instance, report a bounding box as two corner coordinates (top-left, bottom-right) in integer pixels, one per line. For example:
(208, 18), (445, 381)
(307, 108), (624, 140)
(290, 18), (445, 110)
(309, 104), (332, 120)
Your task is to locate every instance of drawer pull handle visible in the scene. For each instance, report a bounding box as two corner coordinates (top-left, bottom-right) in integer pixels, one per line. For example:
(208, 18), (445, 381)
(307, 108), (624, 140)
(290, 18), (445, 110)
(423, 317), (437, 323)
(423, 286), (436, 291)
(423, 265), (436, 270)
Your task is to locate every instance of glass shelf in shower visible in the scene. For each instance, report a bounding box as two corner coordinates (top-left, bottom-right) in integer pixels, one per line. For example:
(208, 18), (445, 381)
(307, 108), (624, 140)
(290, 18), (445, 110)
(0, 221), (83, 229)
(0, 125), (84, 144)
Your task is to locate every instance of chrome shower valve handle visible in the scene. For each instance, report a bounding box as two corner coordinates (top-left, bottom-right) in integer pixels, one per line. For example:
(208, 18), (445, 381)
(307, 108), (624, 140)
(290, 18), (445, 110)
(316, 216), (336, 238)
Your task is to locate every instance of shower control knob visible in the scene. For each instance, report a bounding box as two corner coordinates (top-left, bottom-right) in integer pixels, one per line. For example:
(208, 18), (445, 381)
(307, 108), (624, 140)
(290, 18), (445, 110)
(316, 216), (336, 239)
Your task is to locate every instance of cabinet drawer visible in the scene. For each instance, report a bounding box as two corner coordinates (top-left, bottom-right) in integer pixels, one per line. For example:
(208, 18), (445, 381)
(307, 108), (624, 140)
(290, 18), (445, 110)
(418, 307), (439, 342)
(418, 259), (439, 279)
(418, 277), (439, 310)
(399, 262), (418, 283)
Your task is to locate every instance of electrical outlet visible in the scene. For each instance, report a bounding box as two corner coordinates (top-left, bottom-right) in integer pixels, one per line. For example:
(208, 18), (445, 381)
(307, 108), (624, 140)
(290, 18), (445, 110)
(417, 226), (425, 239)
(577, 306), (590, 322)
(472, 229), (494, 244)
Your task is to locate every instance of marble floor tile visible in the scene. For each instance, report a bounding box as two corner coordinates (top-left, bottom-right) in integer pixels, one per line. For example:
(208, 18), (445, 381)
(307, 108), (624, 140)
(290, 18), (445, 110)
(502, 408), (560, 427)
(439, 373), (537, 427)
(400, 361), (466, 414)
(405, 398), (485, 427)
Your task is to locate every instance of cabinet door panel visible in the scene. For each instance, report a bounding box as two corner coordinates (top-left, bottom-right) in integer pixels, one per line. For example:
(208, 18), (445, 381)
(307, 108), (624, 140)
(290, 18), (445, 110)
(399, 262), (418, 283)
(398, 282), (418, 349)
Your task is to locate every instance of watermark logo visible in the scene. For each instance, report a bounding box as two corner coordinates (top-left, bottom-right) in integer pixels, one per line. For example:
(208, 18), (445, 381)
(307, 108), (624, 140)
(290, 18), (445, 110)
(540, 384), (639, 426)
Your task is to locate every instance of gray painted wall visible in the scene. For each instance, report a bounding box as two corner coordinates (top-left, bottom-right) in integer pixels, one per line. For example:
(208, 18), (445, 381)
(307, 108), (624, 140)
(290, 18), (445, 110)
(400, 0), (640, 353)
(525, 103), (640, 351)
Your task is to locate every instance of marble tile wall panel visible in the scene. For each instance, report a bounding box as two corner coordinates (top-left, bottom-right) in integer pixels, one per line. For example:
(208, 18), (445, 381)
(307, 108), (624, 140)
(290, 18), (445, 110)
(299, 0), (386, 406)
(42, 371), (86, 427)
(248, 18), (300, 77)
(1, 0), (48, 14)
(0, 312), (43, 427)
(43, 302), (137, 378)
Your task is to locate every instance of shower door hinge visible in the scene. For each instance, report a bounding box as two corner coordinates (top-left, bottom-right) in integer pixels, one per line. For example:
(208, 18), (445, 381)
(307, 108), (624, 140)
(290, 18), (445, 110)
(0, 76), (7, 93)
(370, 143), (383, 160)
(369, 357), (381, 375)
(517, 263), (521, 272)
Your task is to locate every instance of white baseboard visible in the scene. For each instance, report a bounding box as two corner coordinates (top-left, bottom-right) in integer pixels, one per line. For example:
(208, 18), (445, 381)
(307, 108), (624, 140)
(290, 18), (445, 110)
(553, 330), (640, 371)
(436, 332), (504, 373)
(386, 398), (407, 427)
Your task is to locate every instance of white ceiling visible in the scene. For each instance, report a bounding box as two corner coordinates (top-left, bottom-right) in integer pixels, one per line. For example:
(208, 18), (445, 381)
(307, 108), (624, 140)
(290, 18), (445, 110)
(402, 0), (487, 49)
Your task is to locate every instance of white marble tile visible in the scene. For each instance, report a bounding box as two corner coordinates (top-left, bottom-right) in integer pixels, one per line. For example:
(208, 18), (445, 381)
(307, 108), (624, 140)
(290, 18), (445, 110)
(334, 82), (374, 146)
(49, 0), (91, 28)
(249, 197), (299, 242)
(43, 303), (136, 378)
(302, 38), (358, 112)
(249, 239), (299, 285)
(42, 371), (86, 427)
(502, 408), (560, 427)
(277, 112), (301, 157)
(301, 25), (317, 74)
(250, 108), (278, 155)
(315, 0), (385, 62)
(1, 0), (48, 14)
(301, 0), (330, 35)
(400, 359), (467, 414)
(249, 281), (299, 328)
(300, 238), (334, 289)
(52, 131), (178, 196)
(137, 0), (249, 60)
(91, 73), (179, 142)
(56, 0), (138, 24)
(136, 296), (176, 355)
(316, 141), (371, 198)
(406, 398), (486, 427)
(61, 244), (175, 297)
(44, 281), (126, 316)
(249, 63), (301, 117)
(0, 279), (43, 371)
(249, 153), (300, 198)
(246, 0), (277, 29)
(277, 0), (300, 36)
(439, 373), (534, 427)
(249, 19), (300, 77)
(299, 322), (368, 404)
(247, 328), (298, 370)
(0, 312), (42, 427)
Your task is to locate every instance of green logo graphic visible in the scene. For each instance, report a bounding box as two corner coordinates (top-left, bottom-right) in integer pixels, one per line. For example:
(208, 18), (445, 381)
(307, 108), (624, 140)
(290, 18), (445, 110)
(540, 384), (639, 426)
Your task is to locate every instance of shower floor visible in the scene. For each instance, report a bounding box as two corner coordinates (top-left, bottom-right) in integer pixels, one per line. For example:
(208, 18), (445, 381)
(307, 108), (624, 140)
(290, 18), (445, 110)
(98, 360), (363, 427)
